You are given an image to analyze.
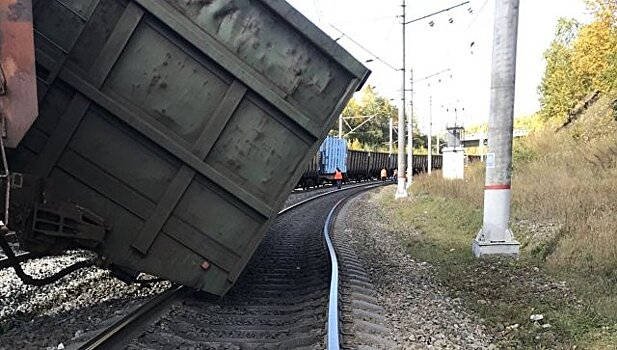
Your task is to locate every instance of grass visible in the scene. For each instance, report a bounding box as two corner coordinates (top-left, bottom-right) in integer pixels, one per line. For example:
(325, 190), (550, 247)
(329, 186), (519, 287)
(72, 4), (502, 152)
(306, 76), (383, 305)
(374, 94), (617, 349)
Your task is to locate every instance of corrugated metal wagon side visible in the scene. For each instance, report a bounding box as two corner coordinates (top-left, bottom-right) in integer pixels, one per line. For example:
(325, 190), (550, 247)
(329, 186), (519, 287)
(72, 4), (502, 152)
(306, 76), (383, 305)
(319, 136), (347, 178)
(8, 0), (369, 295)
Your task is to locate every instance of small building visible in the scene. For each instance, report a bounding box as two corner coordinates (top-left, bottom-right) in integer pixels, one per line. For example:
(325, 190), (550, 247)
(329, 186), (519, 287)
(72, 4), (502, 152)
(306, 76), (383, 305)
(442, 126), (465, 180)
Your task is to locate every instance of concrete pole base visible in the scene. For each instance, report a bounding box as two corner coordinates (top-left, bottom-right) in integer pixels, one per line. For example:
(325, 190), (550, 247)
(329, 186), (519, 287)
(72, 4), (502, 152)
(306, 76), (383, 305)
(394, 192), (408, 199)
(472, 229), (520, 257)
(395, 178), (408, 198)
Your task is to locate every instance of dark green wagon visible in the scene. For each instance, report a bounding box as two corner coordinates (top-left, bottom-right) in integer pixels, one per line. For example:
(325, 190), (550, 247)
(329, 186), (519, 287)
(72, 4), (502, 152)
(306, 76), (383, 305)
(6, 0), (369, 295)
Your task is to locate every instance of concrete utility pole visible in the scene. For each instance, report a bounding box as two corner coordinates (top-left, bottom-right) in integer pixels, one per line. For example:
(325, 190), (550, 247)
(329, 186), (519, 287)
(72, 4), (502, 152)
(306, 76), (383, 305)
(407, 68), (413, 188)
(338, 114), (343, 138)
(395, 0), (408, 198)
(428, 92), (433, 174)
(389, 117), (393, 155)
(473, 0), (521, 257)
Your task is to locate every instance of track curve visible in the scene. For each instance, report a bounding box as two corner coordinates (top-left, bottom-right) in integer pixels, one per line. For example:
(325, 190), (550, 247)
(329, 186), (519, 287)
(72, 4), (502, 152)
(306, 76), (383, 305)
(80, 183), (390, 349)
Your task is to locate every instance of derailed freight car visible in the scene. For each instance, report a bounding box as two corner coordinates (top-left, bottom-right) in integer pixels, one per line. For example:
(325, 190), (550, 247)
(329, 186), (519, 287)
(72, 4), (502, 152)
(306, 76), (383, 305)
(0, 0), (369, 295)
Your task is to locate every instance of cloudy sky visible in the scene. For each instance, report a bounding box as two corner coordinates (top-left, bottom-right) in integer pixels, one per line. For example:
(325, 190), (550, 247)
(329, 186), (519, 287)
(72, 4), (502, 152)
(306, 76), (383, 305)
(287, 0), (589, 133)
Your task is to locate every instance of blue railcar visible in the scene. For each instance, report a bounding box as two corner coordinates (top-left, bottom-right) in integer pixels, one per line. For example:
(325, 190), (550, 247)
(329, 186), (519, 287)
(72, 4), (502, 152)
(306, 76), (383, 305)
(319, 136), (348, 175)
(297, 139), (462, 188)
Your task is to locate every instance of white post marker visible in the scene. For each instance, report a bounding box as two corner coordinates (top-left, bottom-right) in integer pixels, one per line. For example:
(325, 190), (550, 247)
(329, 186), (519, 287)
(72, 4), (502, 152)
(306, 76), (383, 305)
(338, 114), (343, 138)
(407, 68), (413, 188)
(428, 93), (432, 174)
(395, 0), (408, 199)
(473, 0), (521, 257)
(389, 117), (393, 156)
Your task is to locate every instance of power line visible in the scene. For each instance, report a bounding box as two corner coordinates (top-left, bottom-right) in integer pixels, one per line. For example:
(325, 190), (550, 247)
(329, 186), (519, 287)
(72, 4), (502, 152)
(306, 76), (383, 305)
(329, 24), (400, 72)
(384, 14), (399, 42)
(413, 68), (451, 84)
(337, 15), (398, 24)
(405, 1), (470, 25)
(313, 0), (323, 23)
(466, 0), (489, 30)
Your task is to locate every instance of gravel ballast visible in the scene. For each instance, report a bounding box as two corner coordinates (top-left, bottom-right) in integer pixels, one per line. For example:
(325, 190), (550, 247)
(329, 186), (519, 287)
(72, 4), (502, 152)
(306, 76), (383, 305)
(0, 189), (327, 349)
(0, 250), (171, 349)
(338, 189), (497, 349)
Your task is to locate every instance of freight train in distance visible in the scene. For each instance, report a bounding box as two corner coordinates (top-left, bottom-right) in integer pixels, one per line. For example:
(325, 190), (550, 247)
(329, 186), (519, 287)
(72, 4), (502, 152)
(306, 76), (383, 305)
(297, 136), (482, 189)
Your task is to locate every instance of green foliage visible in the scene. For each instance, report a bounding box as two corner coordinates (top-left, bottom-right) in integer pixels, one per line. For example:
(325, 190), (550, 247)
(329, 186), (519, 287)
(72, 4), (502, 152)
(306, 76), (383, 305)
(337, 85), (396, 150)
(512, 138), (538, 165)
(395, 97), (617, 347)
(539, 1), (617, 122)
(538, 18), (584, 122)
(465, 123), (488, 134)
(513, 113), (545, 132)
(573, 1), (617, 92)
(336, 85), (428, 151)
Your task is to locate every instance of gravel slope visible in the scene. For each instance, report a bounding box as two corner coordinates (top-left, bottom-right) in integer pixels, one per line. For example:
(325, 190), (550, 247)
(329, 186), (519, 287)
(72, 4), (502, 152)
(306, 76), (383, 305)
(340, 189), (497, 349)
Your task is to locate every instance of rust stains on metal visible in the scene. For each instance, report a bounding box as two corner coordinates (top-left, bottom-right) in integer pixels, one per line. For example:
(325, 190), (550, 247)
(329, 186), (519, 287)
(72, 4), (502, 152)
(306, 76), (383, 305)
(0, 0), (38, 148)
(7, 0), (31, 21)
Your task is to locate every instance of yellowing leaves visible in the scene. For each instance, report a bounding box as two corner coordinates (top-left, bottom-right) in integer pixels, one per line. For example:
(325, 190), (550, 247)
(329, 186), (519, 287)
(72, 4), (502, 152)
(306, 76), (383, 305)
(539, 1), (617, 122)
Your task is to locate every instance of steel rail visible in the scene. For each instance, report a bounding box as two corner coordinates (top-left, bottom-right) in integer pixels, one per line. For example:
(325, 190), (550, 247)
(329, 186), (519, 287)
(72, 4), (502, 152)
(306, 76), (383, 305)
(78, 285), (188, 350)
(79, 183), (389, 350)
(291, 179), (380, 194)
(323, 198), (345, 350)
(322, 183), (384, 349)
(281, 181), (384, 215)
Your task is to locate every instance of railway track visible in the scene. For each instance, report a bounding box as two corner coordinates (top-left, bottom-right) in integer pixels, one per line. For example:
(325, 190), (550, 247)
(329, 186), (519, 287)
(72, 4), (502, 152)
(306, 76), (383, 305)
(0, 183), (378, 274)
(291, 178), (384, 195)
(77, 183), (394, 349)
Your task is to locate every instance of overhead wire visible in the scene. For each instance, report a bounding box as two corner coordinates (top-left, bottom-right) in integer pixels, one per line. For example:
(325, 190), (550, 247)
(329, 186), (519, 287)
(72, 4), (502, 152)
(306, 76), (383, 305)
(405, 1), (470, 24)
(466, 0), (489, 30)
(384, 14), (399, 42)
(330, 24), (400, 72)
(406, 2), (479, 131)
(313, 0), (323, 23)
(336, 15), (398, 24)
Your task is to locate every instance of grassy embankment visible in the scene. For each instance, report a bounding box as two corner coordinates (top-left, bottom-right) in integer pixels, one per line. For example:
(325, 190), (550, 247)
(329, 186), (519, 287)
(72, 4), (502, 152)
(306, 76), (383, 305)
(377, 95), (617, 349)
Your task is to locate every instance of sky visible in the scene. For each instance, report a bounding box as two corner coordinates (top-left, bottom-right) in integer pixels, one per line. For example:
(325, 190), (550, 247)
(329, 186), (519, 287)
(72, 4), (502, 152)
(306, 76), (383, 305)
(287, 0), (590, 134)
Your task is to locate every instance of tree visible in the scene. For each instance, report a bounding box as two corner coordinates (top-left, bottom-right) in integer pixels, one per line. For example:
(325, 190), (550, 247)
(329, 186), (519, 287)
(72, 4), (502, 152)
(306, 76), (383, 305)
(573, 0), (617, 92)
(337, 85), (397, 150)
(538, 18), (583, 122)
(538, 1), (617, 122)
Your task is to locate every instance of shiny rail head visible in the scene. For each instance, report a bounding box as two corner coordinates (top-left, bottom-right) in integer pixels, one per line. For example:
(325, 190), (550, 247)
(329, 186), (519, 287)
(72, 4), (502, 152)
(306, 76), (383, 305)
(324, 197), (346, 350)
